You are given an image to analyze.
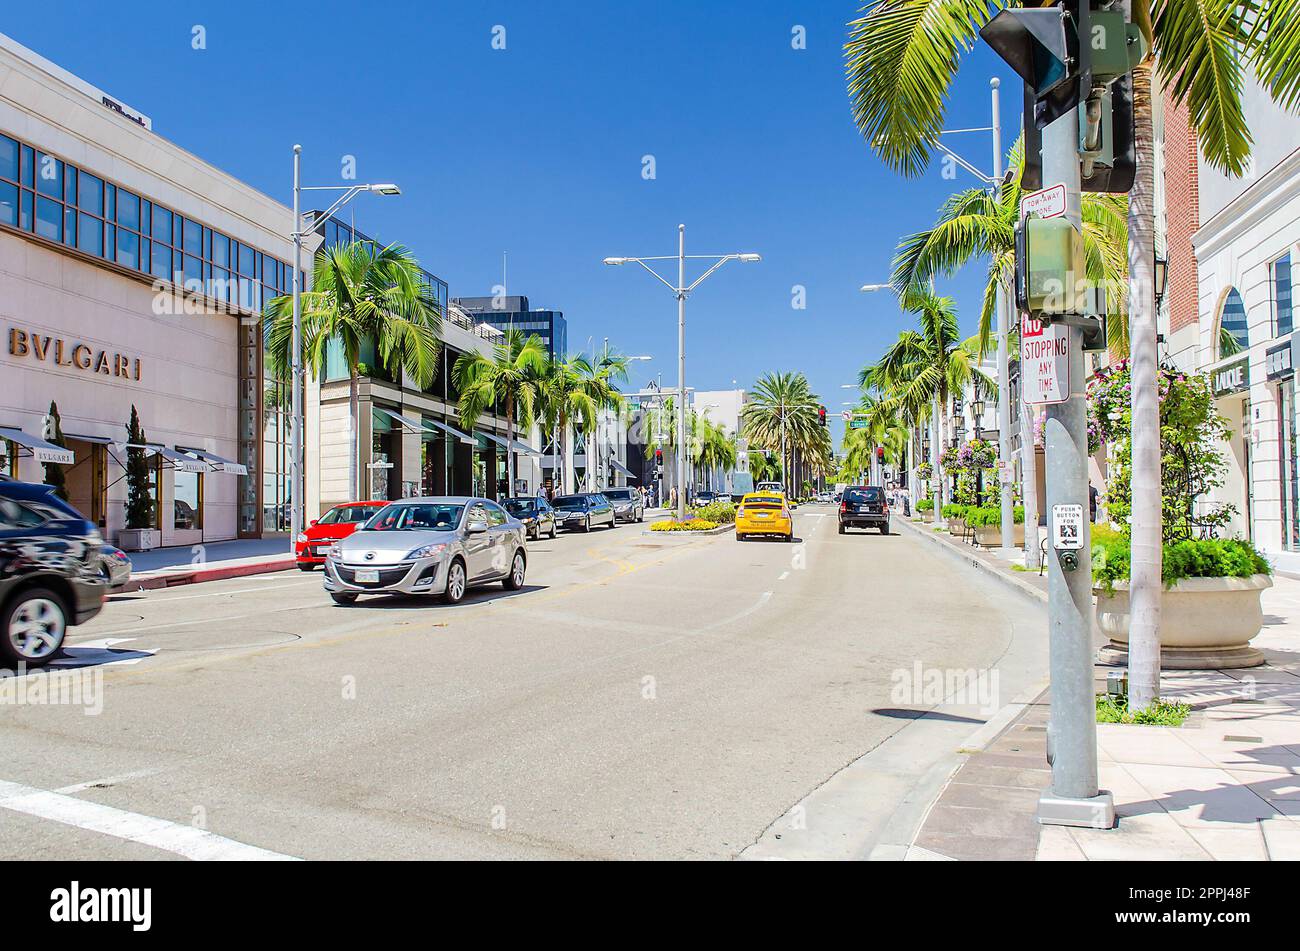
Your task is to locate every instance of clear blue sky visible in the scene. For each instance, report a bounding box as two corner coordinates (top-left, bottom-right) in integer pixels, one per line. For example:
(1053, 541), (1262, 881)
(6, 0), (1020, 448)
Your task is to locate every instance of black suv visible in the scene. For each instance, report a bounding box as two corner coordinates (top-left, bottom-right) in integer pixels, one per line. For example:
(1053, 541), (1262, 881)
(838, 485), (890, 535)
(0, 480), (106, 667)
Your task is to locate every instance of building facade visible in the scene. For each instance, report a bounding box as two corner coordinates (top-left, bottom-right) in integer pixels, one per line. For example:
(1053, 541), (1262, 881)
(453, 295), (568, 359)
(0, 32), (295, 548)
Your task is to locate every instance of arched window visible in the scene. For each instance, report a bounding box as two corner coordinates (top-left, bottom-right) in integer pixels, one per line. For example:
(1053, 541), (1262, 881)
(1218, 288), (1249, 359)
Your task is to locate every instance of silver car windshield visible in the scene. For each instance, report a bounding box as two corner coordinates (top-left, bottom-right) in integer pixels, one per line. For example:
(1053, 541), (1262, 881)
(364, 503), (464, 531)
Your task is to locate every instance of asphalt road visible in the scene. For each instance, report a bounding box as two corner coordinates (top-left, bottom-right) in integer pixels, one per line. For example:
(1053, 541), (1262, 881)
(0, 507), (1045, 860)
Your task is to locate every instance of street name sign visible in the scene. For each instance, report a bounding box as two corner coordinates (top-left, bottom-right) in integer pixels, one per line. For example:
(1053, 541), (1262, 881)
(848, 419), (868, 430)
(1022, 315), (1069, 404)
(1020, 183), (1066, 220)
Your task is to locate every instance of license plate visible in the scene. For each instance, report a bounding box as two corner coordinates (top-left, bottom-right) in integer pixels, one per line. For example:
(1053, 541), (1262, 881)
(354, 568), (380, 583)
(755, 513), (770, 519)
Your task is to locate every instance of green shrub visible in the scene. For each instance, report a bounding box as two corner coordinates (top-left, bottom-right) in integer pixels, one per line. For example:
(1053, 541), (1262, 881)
(964, 505), (1025, 527)
(692, 500), (737, 524)
(915, 498), (934, 512)
(941, 504), (968, 519)
(1091, 526), (1271, 593)
(1096, 694), (1191, 726)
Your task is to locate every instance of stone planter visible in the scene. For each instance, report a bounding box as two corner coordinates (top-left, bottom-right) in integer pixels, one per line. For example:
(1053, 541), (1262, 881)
(947, 517), (966, 537)
(1095, 574), (1273, 669)
(917, 509), (934, 523)
(973, 522), (1025, 547)
(118, 528), (161, 552)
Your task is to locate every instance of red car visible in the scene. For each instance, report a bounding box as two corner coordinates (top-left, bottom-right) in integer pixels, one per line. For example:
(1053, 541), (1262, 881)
(295, 501), (386, 570)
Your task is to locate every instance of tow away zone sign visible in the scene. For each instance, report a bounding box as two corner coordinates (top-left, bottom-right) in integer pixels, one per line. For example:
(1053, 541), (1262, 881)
(1020, 183), (1066, 220)
(1022, 316), (1069, 405)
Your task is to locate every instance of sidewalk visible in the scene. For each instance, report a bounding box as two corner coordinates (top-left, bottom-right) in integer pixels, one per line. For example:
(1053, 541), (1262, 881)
(898, 515), (1300, 861)
(120, 537), (296, 590)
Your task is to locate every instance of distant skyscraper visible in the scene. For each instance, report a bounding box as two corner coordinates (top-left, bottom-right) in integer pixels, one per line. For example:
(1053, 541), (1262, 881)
(453, 295), (568, 359)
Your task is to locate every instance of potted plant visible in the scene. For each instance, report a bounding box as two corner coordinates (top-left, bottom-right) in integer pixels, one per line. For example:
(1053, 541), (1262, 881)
(966, 504), (1026, 547)
(942, 503), (968, 536)
(915, 497), (935, 522)
(1088, 366), (1271, 668)
(118, 405), (160, 551)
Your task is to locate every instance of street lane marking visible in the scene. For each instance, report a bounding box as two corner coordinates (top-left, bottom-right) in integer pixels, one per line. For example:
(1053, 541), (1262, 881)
(53, 769), (162, 795)
(778, 571), (789, 581)
(0, 778), (299, 861)
(119, 580), (314, 603)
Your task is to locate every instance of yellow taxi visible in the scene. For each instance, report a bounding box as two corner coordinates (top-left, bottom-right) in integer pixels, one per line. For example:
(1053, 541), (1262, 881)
(735, 491), (793, 542)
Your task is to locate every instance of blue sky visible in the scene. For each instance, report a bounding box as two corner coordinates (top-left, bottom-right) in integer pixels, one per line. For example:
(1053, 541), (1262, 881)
(6, 1), (1020, 448)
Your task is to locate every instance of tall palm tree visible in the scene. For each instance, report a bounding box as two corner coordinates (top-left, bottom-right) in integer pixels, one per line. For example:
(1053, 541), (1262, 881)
(846, 0), (1299, 709)
(741, 372), (824, 490)
(453, 330), (548, 500)
(584, 342), (630, 490)
(539, 354), (600, 495)
(264, 241), (441, 499)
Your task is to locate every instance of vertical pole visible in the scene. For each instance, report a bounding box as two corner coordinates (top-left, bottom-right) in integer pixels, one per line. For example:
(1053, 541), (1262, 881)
(677, 224), (687, 522)
(290, 144), (303, 552)
(1037, 100), (1114, 828)
(992, 78), (1015, 554)
(931, 394), (941, 521)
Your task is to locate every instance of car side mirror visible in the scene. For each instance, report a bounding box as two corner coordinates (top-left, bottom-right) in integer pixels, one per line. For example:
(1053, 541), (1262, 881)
(466, 521), (488, 534)
(309, 519), (318, 527)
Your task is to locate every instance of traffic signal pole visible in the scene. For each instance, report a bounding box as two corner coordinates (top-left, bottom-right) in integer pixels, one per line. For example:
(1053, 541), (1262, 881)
(1037, 101), (1115, 829)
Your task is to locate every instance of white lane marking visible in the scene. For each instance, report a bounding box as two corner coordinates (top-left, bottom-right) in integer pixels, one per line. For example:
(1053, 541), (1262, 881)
(0, 778), (299, 861)
(122, 580), (312, 603)
(778, 571), (789, 581)
(48, 637), (158, 668)
(70, 604), (316, 640)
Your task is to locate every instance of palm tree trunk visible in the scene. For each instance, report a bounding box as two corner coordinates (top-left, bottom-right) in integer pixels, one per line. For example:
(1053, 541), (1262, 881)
(506, 400), (516, 500)
(349, 369), (359, 500)
(931, 394), (942, 521)
(1127, 61), (1162, 709)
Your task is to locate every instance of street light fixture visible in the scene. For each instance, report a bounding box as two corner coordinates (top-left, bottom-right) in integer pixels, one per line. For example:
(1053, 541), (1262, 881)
(289, 144), (401, 552)
(602, 225), (760, 521)
(860, 283), (891, 293)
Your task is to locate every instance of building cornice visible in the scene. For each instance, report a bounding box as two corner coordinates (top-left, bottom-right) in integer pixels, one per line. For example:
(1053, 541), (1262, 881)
(1193, 148), (1300, 259)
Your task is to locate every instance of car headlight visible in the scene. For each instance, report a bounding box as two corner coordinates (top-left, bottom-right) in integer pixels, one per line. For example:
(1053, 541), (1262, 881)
(405, 543), (449, 559)
(296, 532), (308, 543)
(328, 544), (342, 559)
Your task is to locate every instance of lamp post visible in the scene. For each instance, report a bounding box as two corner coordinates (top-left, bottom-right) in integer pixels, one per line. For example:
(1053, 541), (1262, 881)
(289, 144), (400, 552)
(603, 226), (760, 521)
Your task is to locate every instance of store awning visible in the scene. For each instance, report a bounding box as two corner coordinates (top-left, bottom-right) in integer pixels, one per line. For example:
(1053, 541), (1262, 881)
(155, 447), (207, 473)
(476, 430), (511, 449)
(511, 439), (541, 457)
(64, 432), (115, 446)
(371, 406), (425, 432)
(423, 418), (475, 445)
(179, 447), (249, 476)
(609, 456), (638, 480)
(0, 427), (75, 465)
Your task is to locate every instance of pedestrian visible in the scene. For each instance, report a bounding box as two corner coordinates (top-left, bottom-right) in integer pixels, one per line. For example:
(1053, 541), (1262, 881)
(1089, 482), (1099, 523)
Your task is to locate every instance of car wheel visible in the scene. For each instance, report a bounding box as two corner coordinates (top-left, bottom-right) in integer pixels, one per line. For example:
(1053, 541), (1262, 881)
(330, 593), (358, 606)
(444, 559), (467, 604)
(549, 523), (557, 539)
(583, 517), (591, 532)
(2, 588), (67, 666)
(881, 524), (890, 535)
(298, 563), (315, 572)
(838, 523), (845, 534)
(503, 550), (526, 590)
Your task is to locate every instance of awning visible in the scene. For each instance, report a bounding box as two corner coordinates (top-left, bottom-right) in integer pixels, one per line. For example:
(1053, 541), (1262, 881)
(423, 418), (475, 445)
(371, 406), (425, 432)
(0, 427), (75, 465)
(510, 439), (541, 457)
(476, 430), (511, 449)
(609, 456), (638, 480)
(155, 447), (207, 473)
(64, 432), (115, 445)
(179, 447), (249, 476)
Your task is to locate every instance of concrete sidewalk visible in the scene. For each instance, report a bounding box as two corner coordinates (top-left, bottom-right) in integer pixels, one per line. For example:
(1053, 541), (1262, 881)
(898, 514), (1300, 862)
(119, 537), (296, 590)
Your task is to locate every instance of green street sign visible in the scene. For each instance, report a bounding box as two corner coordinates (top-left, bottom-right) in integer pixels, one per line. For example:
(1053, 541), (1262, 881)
(849, 419), (868, 430)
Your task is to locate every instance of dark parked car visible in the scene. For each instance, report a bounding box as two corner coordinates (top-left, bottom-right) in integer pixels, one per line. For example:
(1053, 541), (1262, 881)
(838, 485), (890, 535)
(504, 496), (557, 540)
(0, 481), (106, 666)
(691, 490), (720, 508)
(602, 487), (645, 523)
(551, 493), (616, 532)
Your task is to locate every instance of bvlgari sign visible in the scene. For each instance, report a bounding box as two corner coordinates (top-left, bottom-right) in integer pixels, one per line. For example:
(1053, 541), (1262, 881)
(8, 329), (142, 381)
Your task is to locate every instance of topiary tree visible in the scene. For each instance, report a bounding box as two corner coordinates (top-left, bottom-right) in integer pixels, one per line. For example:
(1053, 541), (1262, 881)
(1088, 362), (1234, 542)
(42, 400), (68, 500)
(124, 405), (155, 531)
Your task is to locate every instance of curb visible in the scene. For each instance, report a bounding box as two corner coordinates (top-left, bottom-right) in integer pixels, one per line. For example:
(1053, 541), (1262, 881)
(896, 517), (1047, 608)
(129, 556), (298, 591)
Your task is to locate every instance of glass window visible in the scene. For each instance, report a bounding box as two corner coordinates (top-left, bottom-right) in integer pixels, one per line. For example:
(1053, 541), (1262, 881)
(105, 183), (115, 222)
(77, 171), (103, 215)
(151, 240), (172, 280)
(116, 228), (139, 269)
(141, 199), (152, 236)
(209, 265), (230, 301)
(63, 165), (76, 203)
(1219, 289), (1249, 358)
(34, 196), (61, 241)
(64, 206), (76, 246)
(77, 212), (102, 256)
(183, 254), (202, 290)
(105, 223), (115, 259)
(174, 469), (202, 530)
(212, 232), (229, 267)
(20, 189), (31, 230)
(0, 180), (16, 227)
(1274, 253), (1293, 339)
(183, 217), (201, 253)
(238, 242), (255, 276)
(0, 134), (16, 181)
(151, 204), (171, 243)
(365, 502), (465, 531)
(117, 190), (139, 230)
(20, 145), (34, 187)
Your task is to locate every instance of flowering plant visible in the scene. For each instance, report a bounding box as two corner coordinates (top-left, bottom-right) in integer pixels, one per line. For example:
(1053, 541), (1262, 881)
(916, 461), (934, 480)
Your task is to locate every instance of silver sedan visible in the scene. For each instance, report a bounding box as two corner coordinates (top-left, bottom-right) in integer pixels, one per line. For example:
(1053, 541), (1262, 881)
(323, 497), (528, 605)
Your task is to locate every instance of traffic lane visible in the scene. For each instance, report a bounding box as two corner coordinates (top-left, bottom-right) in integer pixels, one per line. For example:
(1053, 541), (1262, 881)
(11, 516), (1020, 860)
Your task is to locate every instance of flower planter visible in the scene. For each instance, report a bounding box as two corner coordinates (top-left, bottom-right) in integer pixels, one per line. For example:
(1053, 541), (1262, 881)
(118, 528), (161, 552)
(973, 523), (1025, 547)
(947, 517), (966, 537)
(917, 509), (934, 523)
(1095, 574), (1272, 669)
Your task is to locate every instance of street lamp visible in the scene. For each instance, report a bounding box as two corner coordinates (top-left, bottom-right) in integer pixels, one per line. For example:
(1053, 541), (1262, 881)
(603, 225), (760, 521)
(289, 144), (400, 552)
(860, 283), (891, 293)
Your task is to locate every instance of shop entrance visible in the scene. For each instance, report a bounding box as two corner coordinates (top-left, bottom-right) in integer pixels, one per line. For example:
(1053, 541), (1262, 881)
(63, 438), (108, 526)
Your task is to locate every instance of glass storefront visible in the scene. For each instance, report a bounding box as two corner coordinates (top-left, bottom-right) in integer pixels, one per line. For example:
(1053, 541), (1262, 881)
(1280, 381), (1299, 550)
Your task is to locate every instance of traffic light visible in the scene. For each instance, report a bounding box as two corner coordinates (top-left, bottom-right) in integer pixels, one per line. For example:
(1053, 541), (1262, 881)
(818, 406), (827, 427)
(654, 449), (663, 466)
(876, 447), (885, 462)
(1022, 71), (1136, 193)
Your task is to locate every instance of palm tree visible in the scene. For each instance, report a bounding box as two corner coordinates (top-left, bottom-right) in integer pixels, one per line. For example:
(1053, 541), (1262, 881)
(741, 372), (824, 490)
(583, 342), (630, 490)
(846, 0), (1299, 709)
(453, 330), (548, 500)
(264, 241), (441, 499)
(538, 354), (600, 495)
(863, 288), (994, 517)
